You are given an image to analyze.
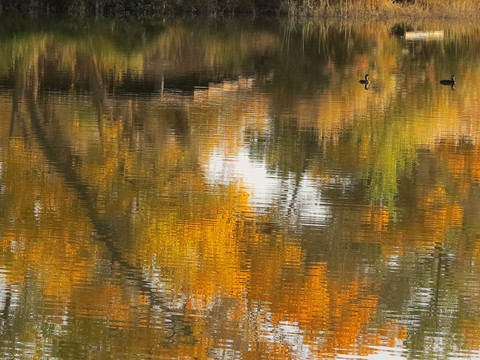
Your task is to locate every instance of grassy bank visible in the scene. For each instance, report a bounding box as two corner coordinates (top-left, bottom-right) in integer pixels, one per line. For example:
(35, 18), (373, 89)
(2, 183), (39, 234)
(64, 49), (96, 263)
(1, 0), (480, 17)
(286, 0), (480, 18)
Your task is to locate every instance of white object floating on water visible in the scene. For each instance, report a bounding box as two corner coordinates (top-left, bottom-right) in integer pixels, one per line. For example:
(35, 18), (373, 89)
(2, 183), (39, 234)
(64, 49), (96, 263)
(405, 30), (444, 41)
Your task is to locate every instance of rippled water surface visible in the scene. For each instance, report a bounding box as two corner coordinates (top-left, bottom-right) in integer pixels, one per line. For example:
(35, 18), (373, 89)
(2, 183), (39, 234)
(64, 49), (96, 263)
(1, 16), (480, 359)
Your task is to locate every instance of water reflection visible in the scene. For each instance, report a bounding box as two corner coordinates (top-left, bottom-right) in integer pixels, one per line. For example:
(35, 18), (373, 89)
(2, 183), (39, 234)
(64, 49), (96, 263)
(0, 16), (480, 359)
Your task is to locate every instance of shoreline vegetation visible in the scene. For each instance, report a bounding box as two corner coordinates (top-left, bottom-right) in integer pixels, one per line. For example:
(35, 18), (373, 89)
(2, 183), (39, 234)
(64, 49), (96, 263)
(1, 0), (480, 18)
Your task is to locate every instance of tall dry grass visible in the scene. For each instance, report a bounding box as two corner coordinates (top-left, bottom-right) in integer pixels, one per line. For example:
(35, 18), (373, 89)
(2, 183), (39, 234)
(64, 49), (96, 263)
(282, 0), (393, 16)
(416, 0), (480, 14)
(284, 0), (480, 18)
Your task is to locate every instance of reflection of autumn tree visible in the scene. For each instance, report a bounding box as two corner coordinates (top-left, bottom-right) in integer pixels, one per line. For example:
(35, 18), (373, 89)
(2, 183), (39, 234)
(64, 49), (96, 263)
(352, 142), (480, 359)
(139, 196), (405, 358)
(1, 132), (96, 294)
(247, 20), (480, 359)
(252, 20), (480, 219)
(3, 17), (480, 360)
(4, 78), (387, 360)
(0, 19), (282, 358)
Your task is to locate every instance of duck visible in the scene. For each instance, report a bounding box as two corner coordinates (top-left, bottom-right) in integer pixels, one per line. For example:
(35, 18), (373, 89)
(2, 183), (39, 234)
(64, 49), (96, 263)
(359, 74), (370, 85)
(440, 75), (456, 86)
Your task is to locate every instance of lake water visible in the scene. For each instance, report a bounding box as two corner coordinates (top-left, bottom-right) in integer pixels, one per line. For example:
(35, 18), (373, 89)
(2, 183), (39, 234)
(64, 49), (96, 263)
(1, 16), (480, 359)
